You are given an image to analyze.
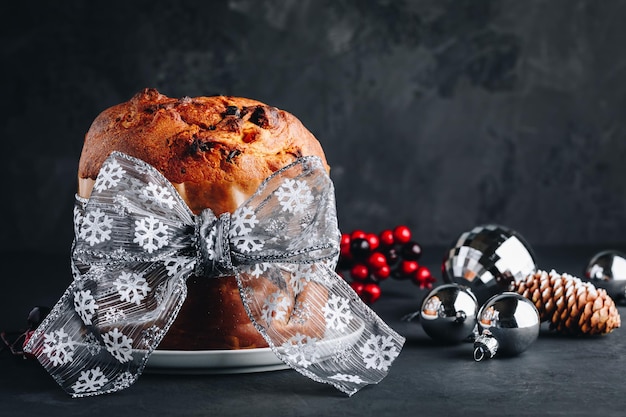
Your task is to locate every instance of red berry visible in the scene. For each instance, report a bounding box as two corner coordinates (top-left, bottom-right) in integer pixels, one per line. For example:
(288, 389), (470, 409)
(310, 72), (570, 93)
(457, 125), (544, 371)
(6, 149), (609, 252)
(393, 225), (412, 244)
(350, 281), (365, 295)
(362, 283), (381, 304)
(365, 233), (380, 251)
(340, 233), (351, 248)
(350, 230), (367, 240)
(367, 252), (387, 269)
(373, 264), (391, 280)
(400, 260), (419, 276)
(340, 243), (353, 259)
(413, 266), (436, 289)
(350, 264), (369, 281)
(379, 229), (395, 247)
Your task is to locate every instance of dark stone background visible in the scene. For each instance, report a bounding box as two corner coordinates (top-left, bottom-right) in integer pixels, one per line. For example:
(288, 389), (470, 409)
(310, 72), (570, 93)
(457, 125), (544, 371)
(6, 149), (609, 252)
(2, 0), (626, 256)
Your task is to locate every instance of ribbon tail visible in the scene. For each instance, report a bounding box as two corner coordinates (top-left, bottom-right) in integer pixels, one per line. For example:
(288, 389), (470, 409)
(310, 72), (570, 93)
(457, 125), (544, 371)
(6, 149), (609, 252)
(24, 258), (191, 397)
(235, 263), (405, 396)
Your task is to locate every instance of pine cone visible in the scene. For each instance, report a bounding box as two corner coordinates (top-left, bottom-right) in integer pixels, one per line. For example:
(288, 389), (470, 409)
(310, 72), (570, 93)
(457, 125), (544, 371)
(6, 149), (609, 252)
(513, 269), (621, 336)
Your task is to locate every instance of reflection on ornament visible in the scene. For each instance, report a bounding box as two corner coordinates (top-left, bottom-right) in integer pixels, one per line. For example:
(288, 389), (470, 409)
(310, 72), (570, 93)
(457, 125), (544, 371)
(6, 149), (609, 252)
(584, 250), (626, 304)
(419, 284), (479, 344)
(473, 292), (540, 361)
(478, 305), (499, 327)
(422, 295), (442, 319)
(442, 224), (537, 306)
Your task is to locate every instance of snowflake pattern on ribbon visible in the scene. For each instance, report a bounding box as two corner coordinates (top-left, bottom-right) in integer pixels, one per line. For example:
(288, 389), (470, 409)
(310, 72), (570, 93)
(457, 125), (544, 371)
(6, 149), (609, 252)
(72, 367), (109, 394)
(275, 179), (314, 214)
(261, 291), (290, 324)
(133, 216), (170, 254)
(24, 151), (405, 398)
(42, 328), (77, 366)
(79, 208), (113, 246)
(83, 333), (102, 356)
(285, 264), (315, 294)
(322, 294), (353, 332)
(73, 290), (98, 325)
(102, 328), (133, 363)
(113, 271), (151, 305)
(359, 335), (400, 371)
(93, 158), (125, 192)
(139, 182), (176, 210)
(281, 333), (320, 368)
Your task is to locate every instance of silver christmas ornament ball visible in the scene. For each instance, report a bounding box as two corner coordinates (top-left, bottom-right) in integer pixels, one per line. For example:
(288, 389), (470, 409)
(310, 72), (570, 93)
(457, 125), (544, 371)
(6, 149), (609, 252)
(442, 224), (537, 306)
(473, 292), (540, 361)
(420, 284), (479, 344)
(583, 250), (626, 304)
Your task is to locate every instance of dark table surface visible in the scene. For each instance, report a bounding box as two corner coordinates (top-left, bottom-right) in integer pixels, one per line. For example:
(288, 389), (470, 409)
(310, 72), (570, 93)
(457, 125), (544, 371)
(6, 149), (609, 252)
(2, 246), (626, 417)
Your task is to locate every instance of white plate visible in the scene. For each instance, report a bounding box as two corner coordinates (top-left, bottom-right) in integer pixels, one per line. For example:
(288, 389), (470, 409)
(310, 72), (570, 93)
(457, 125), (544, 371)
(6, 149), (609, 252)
(145, 348), (289, 374)
(144, 318), (365, 374)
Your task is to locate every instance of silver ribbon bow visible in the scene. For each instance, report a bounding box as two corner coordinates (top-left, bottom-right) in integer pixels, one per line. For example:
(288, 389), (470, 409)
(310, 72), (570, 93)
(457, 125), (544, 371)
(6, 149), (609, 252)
(24, 151), (405, 398)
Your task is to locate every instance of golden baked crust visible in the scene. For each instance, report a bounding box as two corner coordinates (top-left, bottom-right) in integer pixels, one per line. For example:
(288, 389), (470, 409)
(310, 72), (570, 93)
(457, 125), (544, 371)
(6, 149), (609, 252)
(77, 88), (330, 350)
(78, 88), (328, 215)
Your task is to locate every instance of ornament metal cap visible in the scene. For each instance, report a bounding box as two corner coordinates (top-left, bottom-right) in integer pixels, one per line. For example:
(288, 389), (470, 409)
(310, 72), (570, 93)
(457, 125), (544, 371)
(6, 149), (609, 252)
(473, 330), (498, 362)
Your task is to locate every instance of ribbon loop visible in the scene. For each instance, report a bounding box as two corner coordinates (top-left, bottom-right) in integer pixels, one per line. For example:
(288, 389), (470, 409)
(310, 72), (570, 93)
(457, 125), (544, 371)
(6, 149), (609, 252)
(24, 151), (405, 398)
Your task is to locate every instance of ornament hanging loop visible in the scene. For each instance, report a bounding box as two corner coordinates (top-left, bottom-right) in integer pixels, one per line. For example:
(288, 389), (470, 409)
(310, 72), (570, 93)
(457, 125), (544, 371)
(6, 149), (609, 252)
(473, 330), (498, 362)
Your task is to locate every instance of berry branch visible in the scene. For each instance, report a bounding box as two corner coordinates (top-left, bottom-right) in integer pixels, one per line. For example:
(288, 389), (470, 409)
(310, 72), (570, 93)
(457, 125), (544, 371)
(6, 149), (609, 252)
(336, 225), (436, 304)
